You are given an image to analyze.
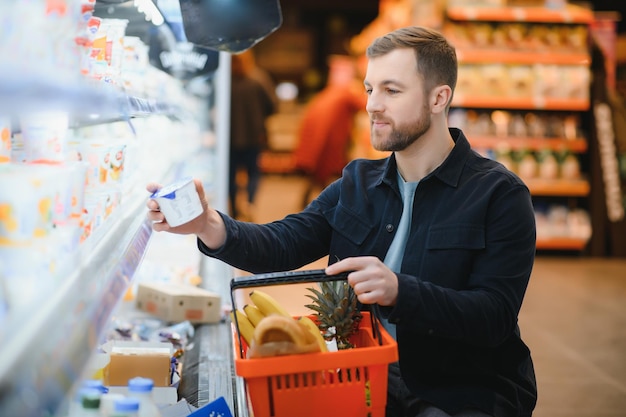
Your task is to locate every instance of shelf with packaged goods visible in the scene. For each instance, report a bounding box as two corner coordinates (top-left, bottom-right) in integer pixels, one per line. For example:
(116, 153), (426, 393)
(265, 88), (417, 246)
(0, 78), (196, 416)
(444, 1), (595, 252)
(452, 96), (590, 111)
(469, 136), (587, 153)
(535, 236), (588, 251)
(0, 6), (216, 413)
(0, 66), (190, 130)
(446, 3), (594, 24)
(0, 66), (126, 120)
(456, 49), (590, 66)
(0, 183), (156, 417)
(69, 94), (193, 129)
(524, 178), (590, 196)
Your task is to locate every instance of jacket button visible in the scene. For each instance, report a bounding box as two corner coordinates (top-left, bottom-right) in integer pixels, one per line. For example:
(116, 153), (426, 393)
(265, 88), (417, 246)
(386, 224), (394, 232)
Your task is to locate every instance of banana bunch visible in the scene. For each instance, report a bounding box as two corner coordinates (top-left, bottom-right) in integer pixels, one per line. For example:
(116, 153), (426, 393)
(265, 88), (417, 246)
(230, 289), (328, 357)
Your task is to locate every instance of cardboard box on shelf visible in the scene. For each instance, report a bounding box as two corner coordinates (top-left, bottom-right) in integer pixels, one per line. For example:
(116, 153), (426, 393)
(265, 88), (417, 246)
(103, 340), (173, 387)
(136, 282), (221, 324)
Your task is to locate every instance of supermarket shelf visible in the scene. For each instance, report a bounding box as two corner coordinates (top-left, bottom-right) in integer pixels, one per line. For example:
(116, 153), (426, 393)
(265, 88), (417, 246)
(456, 49), (590, 66)
(0, 67), (189, 130)
(452, 96), (590, 111)
(0, 67), (128, 119)
(469, 136), (587, 153)
(69, 95), (189, 129)
(0, 21), (210, 417)
(0, 186), (154, 417)
(525, 178), (590, 196)
(446, 4), (594, 24)
(445, 3), (595, 254)
(536, 236), (589, 250)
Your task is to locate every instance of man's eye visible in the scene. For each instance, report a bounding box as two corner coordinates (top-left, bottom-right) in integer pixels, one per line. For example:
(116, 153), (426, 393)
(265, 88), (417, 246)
(387, 89), (399, 95)
(365, 88), (372, 95)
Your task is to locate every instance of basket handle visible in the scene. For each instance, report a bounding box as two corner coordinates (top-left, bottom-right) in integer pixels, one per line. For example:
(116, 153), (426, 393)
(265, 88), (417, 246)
(230, 269), (349, 291)
(229, 269), (385, 358)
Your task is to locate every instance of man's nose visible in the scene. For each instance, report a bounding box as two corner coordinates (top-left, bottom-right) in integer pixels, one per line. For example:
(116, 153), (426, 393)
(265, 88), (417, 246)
(366, 92), (382, 114)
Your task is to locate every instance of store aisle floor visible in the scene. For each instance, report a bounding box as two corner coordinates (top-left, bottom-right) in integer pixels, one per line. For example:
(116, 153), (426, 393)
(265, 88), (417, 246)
(519, 257), (626, 416)
(245, 173), (626, 416)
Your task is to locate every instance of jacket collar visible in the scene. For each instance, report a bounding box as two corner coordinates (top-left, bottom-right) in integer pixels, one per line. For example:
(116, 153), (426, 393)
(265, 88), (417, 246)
(379, 128), (470, 190)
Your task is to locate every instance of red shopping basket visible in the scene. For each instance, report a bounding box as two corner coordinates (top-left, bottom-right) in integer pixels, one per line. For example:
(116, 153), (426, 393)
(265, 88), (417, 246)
(230, 270), (399, 417)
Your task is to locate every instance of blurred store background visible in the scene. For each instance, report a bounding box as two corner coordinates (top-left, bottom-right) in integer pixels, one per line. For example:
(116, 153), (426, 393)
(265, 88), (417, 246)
(95, 0), (626, 258)
(1, 1), (626, 417)
(270, 0), (626, 259)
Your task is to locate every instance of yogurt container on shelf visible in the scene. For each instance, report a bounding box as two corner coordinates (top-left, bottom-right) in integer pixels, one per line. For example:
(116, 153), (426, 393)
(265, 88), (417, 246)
(90, 18), (129, 84)
(19, 110), (70, 163)
(82, 186), (122, 241)
(68, 137), (126, 190)
(0, 117), (11, 163)
(150, 177), (203, 227)
(67, 161), (88, 223)
(0, 164), (58, 244)
(0, 242), (59, 311)
(10, 133), (24, 163)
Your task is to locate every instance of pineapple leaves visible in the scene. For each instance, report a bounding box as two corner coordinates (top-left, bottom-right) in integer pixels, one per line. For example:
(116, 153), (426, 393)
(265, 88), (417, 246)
(304, 281), (362, 350)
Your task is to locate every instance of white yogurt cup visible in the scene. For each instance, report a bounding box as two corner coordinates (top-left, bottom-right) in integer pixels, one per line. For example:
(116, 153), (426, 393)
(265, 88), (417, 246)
(151, 177), (203, 227)
(19, 111), (69, 163)
(0, 117), (11, 163)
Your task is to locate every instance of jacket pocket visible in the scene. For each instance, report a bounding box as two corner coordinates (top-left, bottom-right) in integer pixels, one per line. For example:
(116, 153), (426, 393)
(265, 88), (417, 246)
(325, 203), (372, 246)
(426, 224), (485, 250)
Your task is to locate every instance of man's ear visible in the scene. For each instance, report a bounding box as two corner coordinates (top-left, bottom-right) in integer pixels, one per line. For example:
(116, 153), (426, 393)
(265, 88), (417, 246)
(431, 85), (452, 114)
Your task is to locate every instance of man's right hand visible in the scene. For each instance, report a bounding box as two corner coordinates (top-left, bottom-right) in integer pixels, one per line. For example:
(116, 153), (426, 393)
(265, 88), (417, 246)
(146, 178), (227, 249)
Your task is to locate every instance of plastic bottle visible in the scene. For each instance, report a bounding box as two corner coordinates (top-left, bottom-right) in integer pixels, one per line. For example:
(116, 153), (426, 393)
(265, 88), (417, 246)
(82, 379), (109, 394)
(80, 389), (103, 417)
(67, 379), (109, 416)
(100, 392), (126, 417)
(109, 397), (140, 417)
(68, 388), (102, 417)
(127, 377), (162, 417)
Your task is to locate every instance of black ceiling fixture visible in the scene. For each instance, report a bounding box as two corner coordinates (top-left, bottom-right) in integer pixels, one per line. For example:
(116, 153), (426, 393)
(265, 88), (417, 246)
(177, 0), (282, 53)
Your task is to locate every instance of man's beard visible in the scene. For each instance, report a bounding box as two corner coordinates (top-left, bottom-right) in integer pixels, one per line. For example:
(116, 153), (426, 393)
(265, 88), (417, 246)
(371, 107), (431, 152)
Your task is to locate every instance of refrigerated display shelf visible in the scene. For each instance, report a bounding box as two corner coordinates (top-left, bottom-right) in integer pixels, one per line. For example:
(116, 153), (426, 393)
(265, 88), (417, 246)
(0, 185), (155, 417)
(127, 96), (187, 118)
(0, 63), (180, 416)
(0, 7), (218, 414)
(0, 68), (128, 119)
(0, 67), (191, 131)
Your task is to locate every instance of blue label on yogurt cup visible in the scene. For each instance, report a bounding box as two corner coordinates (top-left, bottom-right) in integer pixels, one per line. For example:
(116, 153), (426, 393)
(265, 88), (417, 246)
(151, 177), (193, 199)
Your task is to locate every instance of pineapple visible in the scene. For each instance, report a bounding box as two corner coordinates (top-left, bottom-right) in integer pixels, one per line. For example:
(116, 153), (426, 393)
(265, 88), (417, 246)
(305, 280), (362, 350)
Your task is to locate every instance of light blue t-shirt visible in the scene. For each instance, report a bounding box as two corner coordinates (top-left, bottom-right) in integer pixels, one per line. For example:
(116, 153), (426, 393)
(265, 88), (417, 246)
(380, 172), (418, 339)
